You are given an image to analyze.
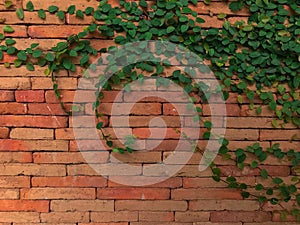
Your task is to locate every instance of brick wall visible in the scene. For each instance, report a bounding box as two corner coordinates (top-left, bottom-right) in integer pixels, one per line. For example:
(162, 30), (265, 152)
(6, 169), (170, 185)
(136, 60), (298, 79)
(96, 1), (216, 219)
(0, 0), (299, 224)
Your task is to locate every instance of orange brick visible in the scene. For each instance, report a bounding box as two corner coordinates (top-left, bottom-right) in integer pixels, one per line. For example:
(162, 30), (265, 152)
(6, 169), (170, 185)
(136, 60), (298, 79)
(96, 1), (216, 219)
(32, 176), (107, 187)
(91, 211), (138, 222)
(0, 103), (27, 114)
(175, 211), (210, 222)
(108, 177), (182, 188)
(23, 0), (102, 10)
(0, 200), (49, 212)
(0, 91), (14, 101)
(0, 11), (64, 24)
(14, 38), (62, 50)
(0, 115), (68, 128)
(28, 25), (97, 38)
(50, 200), (113, 212)
(0, 78), (31, 90)
(31, 77), (77, 89)
(0, 25), (27, 37)
(0, 152), (32, 163)
(211, 211), (272, 222)
(0, 212), (40, 223)
(0, 139), (68, 151)
(0, 189), (19, 199)
(189, 200), (259, 211)
(0, 127), (9, 138)
(33, 152), (109, 164)
(41, 212), (89, 223)
(0, 176), (30, 188)
(171, 188), (242, 200)
(139, 212), (174, 222)
(115, 200), (187, 211)
(260, 130), (300, 141)
(28, 103), (67, 115)
(111, 116), (182, 127)
(97, 188), (170, 200)
(132, 128), (180, 139)
(15, 90), (45, 102)
(21, 188), (95, 199)
(10, 128), (53, 139)
(0, 163), (66, 176)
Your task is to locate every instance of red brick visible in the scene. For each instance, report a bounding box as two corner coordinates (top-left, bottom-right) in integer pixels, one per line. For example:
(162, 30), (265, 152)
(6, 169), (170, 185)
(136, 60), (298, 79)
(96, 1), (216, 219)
(0, 200), (49, 212)
(0, 103), (27, 114)
(15, 90), (45, 102)
(21, 188), (95, 199)
(0, 115), (68, 128)
(171, 188), (242, 200)
(202, 104), (240, 116)
(0, 152), (32, 163)
(32, 176), (107, 187)
(211, 211), (272, 222)
(0, 91), (14, 101)
(183, 177), (255, 188)
(97, 188), (170, 200)
(0, 176), (30, 188)
(14, 39), (62, 51)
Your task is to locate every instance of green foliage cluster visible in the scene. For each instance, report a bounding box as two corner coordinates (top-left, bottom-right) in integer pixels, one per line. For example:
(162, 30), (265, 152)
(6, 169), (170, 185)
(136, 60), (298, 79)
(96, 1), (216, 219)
(1, 0), (299, 220)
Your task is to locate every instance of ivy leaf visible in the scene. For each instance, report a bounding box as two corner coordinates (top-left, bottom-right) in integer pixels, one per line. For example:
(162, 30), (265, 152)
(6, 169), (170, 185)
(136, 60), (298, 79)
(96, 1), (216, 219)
(296, 194), (300, 206)
(56, 11), (65, 20)
(4, 0), (13, 8)
(68, 5), (76, 14)
(38, 9), (46, 19)
(26, 1), (34, 12)
(166, 26), (175, 34)
(76, 10), (84, 19)
(48, 5), (59, 13)
(6, 46), (16, 55)
(32, 49), (42, 58)
(96, 122), (103, 129)
(26, 62), (35, 71)
(5, 38), (16, 45)
(14, 59), (22, 67)
(260, 169), (268, 179)
(17, 50), (27, 61)
(181, 24), (188, 33)
(16, 8), (24, 20)
(229, 1), (243, 11)
(45, 52), (55, 62)
(3, 25), (14, 33)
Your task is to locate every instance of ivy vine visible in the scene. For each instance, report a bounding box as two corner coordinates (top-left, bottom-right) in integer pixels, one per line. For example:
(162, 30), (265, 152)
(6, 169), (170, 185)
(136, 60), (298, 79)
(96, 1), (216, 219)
(1, 0), (299, 221)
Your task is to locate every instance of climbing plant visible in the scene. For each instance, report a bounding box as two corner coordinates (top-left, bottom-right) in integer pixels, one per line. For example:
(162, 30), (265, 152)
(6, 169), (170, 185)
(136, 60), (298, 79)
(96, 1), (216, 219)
(1, 0), (300, 220)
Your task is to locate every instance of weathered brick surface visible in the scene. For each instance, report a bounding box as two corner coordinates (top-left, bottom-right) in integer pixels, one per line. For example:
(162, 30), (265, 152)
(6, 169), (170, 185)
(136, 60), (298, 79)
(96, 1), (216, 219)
(0, 0), (297, 224)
